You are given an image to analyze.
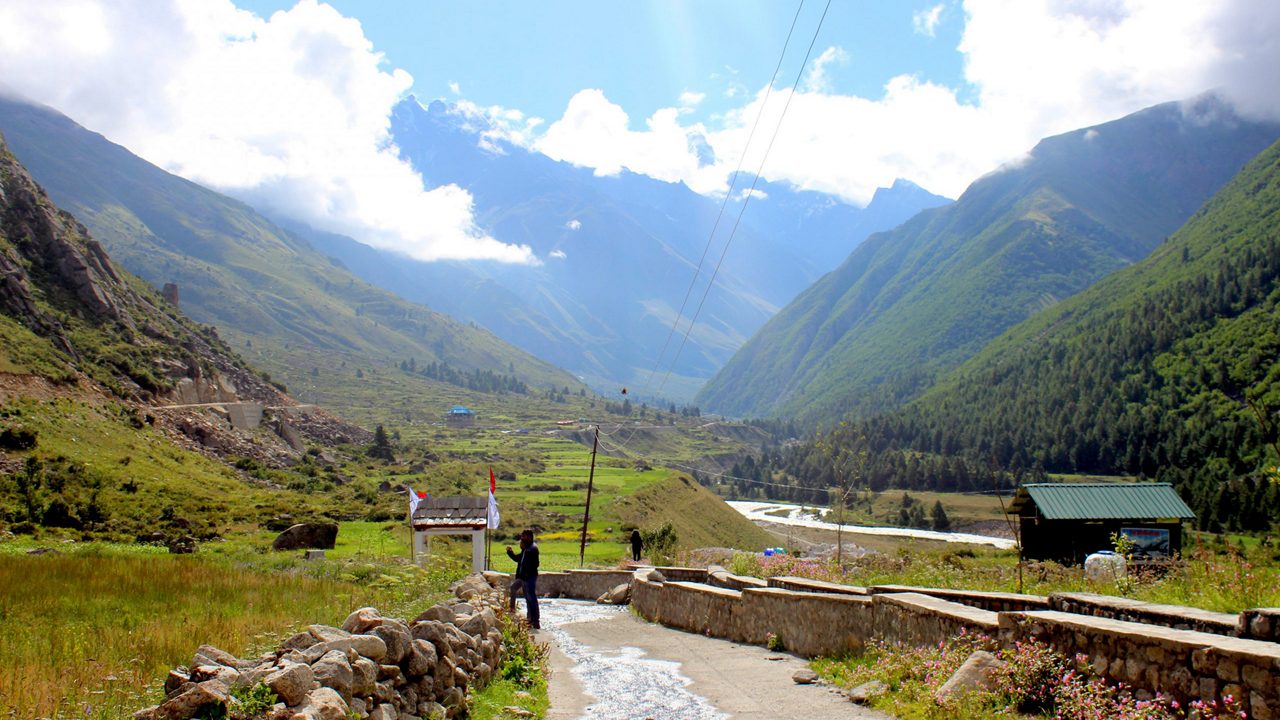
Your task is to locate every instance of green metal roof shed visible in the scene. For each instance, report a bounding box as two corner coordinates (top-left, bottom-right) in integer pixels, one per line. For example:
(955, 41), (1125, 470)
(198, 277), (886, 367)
(1011, 483), (1195, 521)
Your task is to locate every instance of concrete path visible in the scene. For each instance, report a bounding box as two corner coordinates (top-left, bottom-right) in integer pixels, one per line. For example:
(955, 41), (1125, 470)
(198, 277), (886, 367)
(540, 599), (890, 720)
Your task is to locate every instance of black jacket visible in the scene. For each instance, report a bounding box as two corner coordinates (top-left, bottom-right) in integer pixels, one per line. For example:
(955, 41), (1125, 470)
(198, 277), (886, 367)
(507, 542), (539, 580)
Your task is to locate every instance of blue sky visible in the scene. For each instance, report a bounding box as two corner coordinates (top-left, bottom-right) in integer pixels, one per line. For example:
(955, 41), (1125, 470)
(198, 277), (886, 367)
(237, 1), (970, 126)
(2, 0), (1276, 263)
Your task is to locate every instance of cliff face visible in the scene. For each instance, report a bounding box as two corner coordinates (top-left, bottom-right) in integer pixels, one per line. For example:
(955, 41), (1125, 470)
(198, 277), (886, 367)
(0, 132), (368, 461)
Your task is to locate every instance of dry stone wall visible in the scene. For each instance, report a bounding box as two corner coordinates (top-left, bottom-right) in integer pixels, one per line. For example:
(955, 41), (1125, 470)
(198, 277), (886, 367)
(135, 574), (511, 720)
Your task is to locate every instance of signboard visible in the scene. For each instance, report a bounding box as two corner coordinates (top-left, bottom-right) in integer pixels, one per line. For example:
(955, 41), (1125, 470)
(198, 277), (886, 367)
(1120, 527), (1171, 557)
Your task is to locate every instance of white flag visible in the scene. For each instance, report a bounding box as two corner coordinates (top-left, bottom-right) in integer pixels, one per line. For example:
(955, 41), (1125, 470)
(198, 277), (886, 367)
(408, 489), (422, 517)
(487, 468), (500, 529)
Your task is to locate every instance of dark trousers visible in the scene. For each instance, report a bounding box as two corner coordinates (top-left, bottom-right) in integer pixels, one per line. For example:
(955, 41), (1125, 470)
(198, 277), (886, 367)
(510, 577), (539, 627)
(632, 545), (641, 561)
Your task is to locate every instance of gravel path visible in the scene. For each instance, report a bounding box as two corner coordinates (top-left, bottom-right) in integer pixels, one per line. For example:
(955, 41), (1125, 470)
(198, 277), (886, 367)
(541, 599), (890, 719)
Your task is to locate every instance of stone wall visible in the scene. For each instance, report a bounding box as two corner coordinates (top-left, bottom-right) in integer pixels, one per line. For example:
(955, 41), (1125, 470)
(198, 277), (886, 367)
(708, 568), (768, 591)
(1049, 592), (1242, 637)
(767, 576), (868, 596)
(631, 574), (1000, 658)
(136, 575), (511, 720)
(1240, 609), (1280, 643)
(526, 569), (634, 600)
(869, 584), (1049, 613)
(1001, 610), (1280, 718)
(629, 569), (1280, 716)
(870, 592), (999, 648)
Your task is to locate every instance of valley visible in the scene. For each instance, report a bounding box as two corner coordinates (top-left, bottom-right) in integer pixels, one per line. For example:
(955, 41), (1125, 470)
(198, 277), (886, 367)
(1, 4), (1280, 718)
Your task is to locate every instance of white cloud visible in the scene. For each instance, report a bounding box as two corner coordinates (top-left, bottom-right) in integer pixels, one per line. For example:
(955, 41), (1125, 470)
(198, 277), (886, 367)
(549, 249), (567, 259)
(735, 188), (768, 202)
(521, 0), (1280, 205)
(448, 81), (461, 95)
(803, 46), (849, 93)
(913, 4), (945, 37)
(565, 219), (582, 231)
(0, 0), (534, 263)
(534, 89), (728, 195)
(678, 90), (706, 107)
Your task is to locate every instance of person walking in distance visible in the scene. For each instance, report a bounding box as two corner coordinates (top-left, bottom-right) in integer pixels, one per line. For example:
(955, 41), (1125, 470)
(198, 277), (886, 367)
(506, 529), (540, 629)
(630, 529), (643, 562)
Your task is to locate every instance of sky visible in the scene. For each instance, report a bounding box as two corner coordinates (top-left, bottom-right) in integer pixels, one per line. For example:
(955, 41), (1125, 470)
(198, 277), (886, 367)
(1, 0), (1278, 264)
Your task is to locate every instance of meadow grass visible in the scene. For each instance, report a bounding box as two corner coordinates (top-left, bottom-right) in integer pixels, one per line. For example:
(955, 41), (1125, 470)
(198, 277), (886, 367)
(0, 543), (470, 719)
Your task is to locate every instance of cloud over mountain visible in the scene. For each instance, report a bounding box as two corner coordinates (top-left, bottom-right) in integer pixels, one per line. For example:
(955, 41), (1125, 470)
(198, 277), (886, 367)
(494, 0), (1280, 205)
(0, 0), (534, 263)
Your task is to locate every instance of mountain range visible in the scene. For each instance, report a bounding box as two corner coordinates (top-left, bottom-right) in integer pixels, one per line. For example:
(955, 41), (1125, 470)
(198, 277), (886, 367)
(697, 95), (1280, 426)
(295, 97), (949, 398)
(802, 133), (1280, 531)
(0, 95), (580, 399)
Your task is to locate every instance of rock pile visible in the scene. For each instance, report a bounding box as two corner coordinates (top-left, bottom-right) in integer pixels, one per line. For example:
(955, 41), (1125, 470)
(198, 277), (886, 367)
(135, 575), (508, 720)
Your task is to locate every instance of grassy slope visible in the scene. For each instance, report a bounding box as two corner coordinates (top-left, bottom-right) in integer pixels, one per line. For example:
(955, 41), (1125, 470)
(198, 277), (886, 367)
(697, 99), (1280, 426)
(613, 473), (775, 551)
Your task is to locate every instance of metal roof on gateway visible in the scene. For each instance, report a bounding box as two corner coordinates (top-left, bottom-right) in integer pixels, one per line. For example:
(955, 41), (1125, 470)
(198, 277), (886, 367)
(1011, 483), (1195, 521)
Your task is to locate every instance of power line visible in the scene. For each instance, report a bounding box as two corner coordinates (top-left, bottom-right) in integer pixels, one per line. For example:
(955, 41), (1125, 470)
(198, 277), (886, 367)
(656, 0), (834, 401)
(611, 0), (834, 451)
(637, 0), (808, 401)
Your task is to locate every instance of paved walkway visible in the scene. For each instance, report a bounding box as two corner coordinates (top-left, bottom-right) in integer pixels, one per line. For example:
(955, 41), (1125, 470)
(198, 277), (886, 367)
(540, 599), (890, 720)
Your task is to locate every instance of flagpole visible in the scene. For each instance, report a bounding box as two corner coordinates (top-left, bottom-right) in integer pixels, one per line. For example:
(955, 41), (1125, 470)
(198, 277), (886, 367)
(407, 489), (416, 565)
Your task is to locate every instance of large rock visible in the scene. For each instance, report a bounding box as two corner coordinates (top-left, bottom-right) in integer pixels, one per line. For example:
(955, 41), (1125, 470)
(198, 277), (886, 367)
(351, 657), (378, 697)
(460, 607), (498, 637)
(934, 650), (1005, 704)
(292, 686), (349, 720)
(596, 583), (631, 605)
(272, 523), (338, 551)
(452, 574), (490, 601)
(348, 634), (388, 662)
(341, 607), (385, 634)
(266, 663), (313, 707)
(372, 620), (412, 664)
(405, 639), (437, 677)
(134, 679), (228, 719)
(414, 604), (456, 626)
(311, 651), (354, 702)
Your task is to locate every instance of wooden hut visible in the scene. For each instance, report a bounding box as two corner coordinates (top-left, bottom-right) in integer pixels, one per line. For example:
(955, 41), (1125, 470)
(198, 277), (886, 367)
(1009, 483), (1195, 564)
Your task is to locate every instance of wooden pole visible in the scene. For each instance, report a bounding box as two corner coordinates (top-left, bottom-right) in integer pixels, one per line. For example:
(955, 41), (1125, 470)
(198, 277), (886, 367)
(579, 426), (600, 568)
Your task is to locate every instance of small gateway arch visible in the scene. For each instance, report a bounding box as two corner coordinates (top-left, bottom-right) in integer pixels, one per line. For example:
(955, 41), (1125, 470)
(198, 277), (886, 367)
(411, 496), (488, 573)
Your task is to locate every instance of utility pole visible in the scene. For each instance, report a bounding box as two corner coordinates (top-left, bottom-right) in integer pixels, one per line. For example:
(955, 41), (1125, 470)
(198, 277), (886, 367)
(579, 425), (600, 568)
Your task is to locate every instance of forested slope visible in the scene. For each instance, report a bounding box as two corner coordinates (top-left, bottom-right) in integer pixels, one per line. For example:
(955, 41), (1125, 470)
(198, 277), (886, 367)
(698, 97), (1280, 427)
(799, 137), (1280, 531)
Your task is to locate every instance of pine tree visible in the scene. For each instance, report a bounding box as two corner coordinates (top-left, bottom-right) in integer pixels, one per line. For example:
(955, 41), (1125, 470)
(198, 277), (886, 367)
(931, 500), (951, 530)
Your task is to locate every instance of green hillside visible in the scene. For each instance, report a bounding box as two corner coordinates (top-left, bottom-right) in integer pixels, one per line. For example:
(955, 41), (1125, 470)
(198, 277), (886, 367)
(811, 137), (1280, 531)
(697, 97), (1280, 427)
(0, 97), (580, 401)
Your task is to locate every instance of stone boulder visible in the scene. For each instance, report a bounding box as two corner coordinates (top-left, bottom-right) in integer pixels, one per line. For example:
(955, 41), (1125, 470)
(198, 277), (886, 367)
(271, 523), (338, 551)
(934, 650), (1005, 704)
(265, 662), (312, 707)
(596, 583), (631, 605)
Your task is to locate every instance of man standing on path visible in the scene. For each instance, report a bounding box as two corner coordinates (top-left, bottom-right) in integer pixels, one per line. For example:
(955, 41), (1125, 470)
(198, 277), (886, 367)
(506, 528), (540, 629)
(630, 529), (643, 562)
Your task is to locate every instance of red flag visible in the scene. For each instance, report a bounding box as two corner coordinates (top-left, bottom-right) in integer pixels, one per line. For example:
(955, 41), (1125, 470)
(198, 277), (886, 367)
(489, 467), (496, 494)
(417, 490), (428, 499)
